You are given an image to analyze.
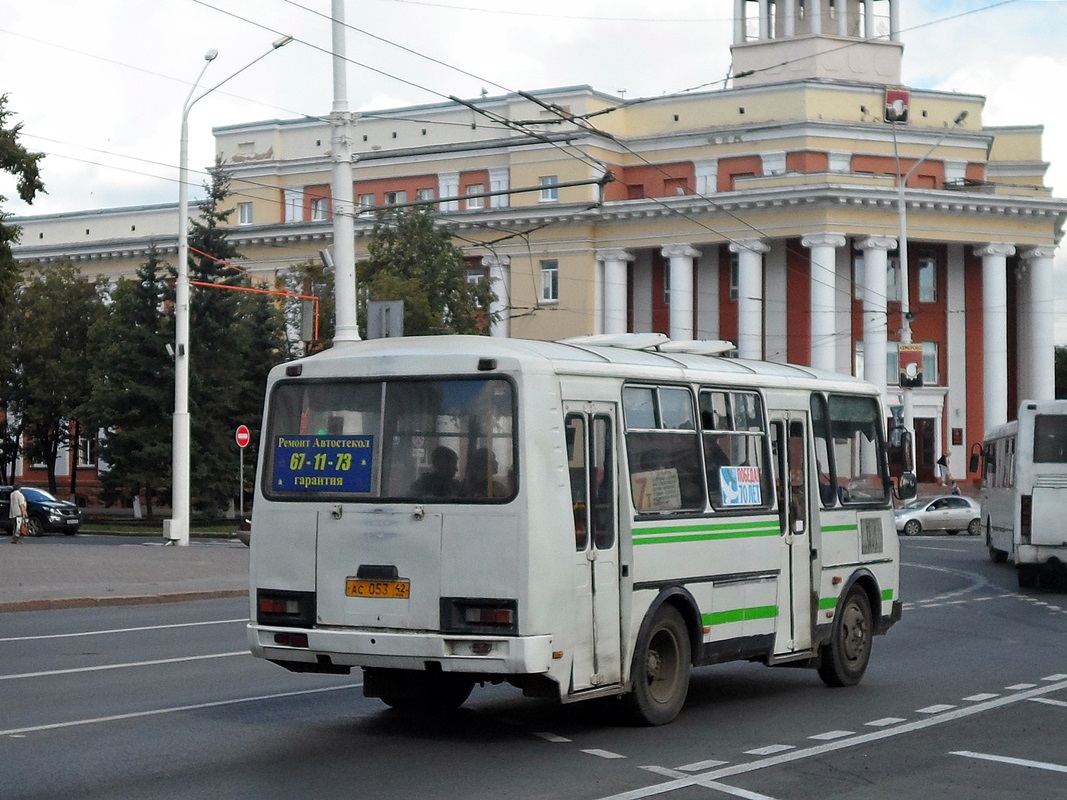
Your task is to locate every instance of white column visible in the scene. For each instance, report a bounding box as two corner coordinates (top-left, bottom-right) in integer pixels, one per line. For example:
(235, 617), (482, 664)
(730, 238), (769, 360)
(734, 0), (746, 44)
(977, 243), (1015, 429)
(696, 246), (719, 339)
(860, 236), (896, 406)
(810, 0), (822, 34)
(783, 0), (795, 37)
(1024, 246), (1056, 401)
(889, 0), (901, 41)
(482, 255), (510, 338)
(662, 244), (699, 341)
(864, 0), (875, 37)
(757, 0), (769, 39)
(764, 242), (788, 363)
(837, 0), (848, 37)
(596, 248), (634, 335)
(803, 233), (846, 372)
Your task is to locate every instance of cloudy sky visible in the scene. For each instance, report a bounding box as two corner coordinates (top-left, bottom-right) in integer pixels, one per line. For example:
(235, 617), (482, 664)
(2, 0), (1066, 335)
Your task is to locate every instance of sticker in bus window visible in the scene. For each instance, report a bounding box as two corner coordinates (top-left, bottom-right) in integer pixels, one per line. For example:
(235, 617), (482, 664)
(719, 466), (762, 506)
(631, 468), (682, 511)
(273, 435), (373, 492)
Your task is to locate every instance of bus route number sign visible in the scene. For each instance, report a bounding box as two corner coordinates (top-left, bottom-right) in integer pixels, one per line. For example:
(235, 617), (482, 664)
(273, 435), (373, 493)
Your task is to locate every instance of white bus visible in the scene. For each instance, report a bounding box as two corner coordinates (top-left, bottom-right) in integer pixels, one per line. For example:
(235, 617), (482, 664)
(247, 334), (911, 725)
(979, 399), (1067, 589)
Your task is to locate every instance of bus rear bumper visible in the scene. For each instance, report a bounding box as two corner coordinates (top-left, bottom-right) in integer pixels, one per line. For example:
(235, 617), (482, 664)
(247, 623), (555, 675)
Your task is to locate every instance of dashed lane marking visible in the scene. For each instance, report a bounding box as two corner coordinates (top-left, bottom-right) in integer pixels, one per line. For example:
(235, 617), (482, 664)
(963, 693), (999, 702)
(917, 704), (957, 714)
(866, 717), (906, 727)
(745, 745), (794, 756)
(534, 732), (571, 743)
(584, 749), (626, 759)
(808, 730), (853, 741)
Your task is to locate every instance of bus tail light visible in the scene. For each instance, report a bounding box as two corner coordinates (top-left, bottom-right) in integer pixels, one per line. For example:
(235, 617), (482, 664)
(441, 598), (518, 635)
(1020, 495), (1032, 544)
(257, 589), (316, 627)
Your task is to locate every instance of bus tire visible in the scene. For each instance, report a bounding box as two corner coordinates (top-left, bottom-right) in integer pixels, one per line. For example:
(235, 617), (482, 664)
(989, 547), (1008, 564)
(1018, 565), (1039, 590)
(622, 605), (691, 726)
(817, 587), (872, 688)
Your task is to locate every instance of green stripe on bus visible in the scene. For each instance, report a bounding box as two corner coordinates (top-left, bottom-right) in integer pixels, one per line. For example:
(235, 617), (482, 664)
(702, 605), (778, 627)
(882, 588), (893, 601)
(821, 524), (858, 533)
(633, 519), (779, 546)
(633, 526), (779, 545)
(819, 596), (838, 610)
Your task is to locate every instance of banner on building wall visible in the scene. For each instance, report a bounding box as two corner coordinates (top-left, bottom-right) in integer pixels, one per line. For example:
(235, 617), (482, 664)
(899, 342), (924, 387)
(884, 87), (910, 123)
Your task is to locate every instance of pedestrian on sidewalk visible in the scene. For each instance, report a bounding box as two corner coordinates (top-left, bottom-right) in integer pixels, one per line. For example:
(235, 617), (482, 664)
(9, 484), (28, 543)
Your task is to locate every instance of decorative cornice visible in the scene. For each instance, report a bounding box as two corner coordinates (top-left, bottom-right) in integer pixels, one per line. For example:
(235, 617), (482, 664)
(857, 235), (897, 252)
(1021, 245), (1056, 261)
(729, 238), (770, 255)
(801, 233), (847, 249)
(974, 243), (1017, 258)
(661, 244), (701, 259)
(596, 248), (635, 263)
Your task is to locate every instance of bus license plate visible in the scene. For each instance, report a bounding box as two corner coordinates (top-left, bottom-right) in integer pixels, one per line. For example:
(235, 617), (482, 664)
(346, 579), (410, 599)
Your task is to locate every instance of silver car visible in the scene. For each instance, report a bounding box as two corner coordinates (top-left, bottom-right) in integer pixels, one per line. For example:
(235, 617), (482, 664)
(895, 494), (982, 536)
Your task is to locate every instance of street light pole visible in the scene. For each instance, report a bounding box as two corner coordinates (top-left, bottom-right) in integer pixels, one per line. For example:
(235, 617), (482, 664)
(889, 105), (968, 471)
(168, 36), (292, 547)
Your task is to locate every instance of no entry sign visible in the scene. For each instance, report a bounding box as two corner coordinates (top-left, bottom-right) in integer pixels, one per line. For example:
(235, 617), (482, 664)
(235, 425), (251, 448)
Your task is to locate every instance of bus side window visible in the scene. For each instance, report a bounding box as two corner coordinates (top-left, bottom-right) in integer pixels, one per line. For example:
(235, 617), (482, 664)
(567, 414), (589, 550)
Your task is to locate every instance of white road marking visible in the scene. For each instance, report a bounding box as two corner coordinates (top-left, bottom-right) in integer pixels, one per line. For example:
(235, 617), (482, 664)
(593, 678), (1067, 800)
(0, 618), (247, 643)
(642, 766), (688, 779)
(1006, 683), (1037, 690)
(0, 651), (247, 681)
(534, 732), (572, 743)
(962, 693), (999, 702)
(584, 749), (626, 759)
(0, 684), (361, 737)
(917, 704), (956, 714)
(697, 781), (781, 800)
(745, 745), (794, 756)
(865, 717), (906, 727)
(1030, 697), (1067, 708)
(1042, 674), (1067, 681)
(677, 759), (729, 772)
(808, 730), (853, 741)
(952, 751), (1067, 774)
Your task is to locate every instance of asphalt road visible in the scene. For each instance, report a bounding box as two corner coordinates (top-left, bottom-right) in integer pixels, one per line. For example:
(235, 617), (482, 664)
(1, 535), (1065, 800)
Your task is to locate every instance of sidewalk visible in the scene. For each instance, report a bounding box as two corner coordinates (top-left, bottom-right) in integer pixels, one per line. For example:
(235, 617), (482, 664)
(0, 535), (249, 613)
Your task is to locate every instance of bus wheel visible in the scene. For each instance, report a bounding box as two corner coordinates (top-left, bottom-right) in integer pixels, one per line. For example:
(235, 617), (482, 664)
(818, 587), (872, 688)
(623, 605), (691, 726)
(366, 668), (474, 713)
(989, 547), (1008, 564)
(1018, 565), (1039, 590)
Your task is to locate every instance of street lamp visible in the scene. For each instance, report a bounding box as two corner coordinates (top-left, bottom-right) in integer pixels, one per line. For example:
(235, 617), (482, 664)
(887, 104), (968, 471)
(168, 36), (293, 547)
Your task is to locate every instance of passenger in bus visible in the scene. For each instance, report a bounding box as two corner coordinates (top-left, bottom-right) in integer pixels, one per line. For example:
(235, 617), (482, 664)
(465, 448), (508, 498)
(411, 445), (462, 498)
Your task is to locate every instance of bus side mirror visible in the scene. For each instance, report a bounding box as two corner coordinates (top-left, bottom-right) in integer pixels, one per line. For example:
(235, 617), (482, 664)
(896, 472), (917, 501)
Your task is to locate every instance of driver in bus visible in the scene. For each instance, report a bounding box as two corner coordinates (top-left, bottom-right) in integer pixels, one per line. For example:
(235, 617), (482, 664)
(465, 448), (508, 498)
(411, 445), (462, 498)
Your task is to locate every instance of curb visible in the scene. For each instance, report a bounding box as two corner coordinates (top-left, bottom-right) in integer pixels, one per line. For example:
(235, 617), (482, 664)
(0, 588), (248, 614)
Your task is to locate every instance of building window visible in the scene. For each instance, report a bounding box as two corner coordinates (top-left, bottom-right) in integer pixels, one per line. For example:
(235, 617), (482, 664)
(886, 255), (901, 302)
(729, 252), (739, 302)
(465, 184), (485, 210)
(627, 184), (645, 200)
(238, 202), (253, 225)
(540, 259), (559, 303)
(416, 188), (435, 203)
(664, 177), (688, 196)
(78, 435), (97, 467)
(284, 190), (301, 223)
(856, 341), (940, 386)
(385, 191), (407, 207)
(539, 176), (559, 202)
(918, 252), (937, 303)
(358, 194), (375, 216)
(310, 197), (328, 221)
(467, 268), (484, 285)
(663, 264), (671, 306)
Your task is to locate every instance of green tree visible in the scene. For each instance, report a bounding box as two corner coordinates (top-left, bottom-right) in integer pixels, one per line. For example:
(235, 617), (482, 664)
(360, 206), (495, 336)
(11, 261), (101, 495)
(0, 95), (46, 482)
(181, 162), (286, 514)
(0, 94), (45, 309)
(283, 257), (335, 354)
(86, 248), (173, 515)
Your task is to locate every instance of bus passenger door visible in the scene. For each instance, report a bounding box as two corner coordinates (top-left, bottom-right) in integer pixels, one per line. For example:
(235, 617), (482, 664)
(565, 404), (622, 692)
(771, 417), (813, 655)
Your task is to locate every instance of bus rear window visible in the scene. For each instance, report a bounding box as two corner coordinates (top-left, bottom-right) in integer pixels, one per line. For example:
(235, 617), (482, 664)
(264, 378), (515, 502)
(1033, 415), (1067, 463)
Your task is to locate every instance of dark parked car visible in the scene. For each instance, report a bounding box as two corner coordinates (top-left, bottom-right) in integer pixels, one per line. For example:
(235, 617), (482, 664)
(0, 486), (82, 536)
